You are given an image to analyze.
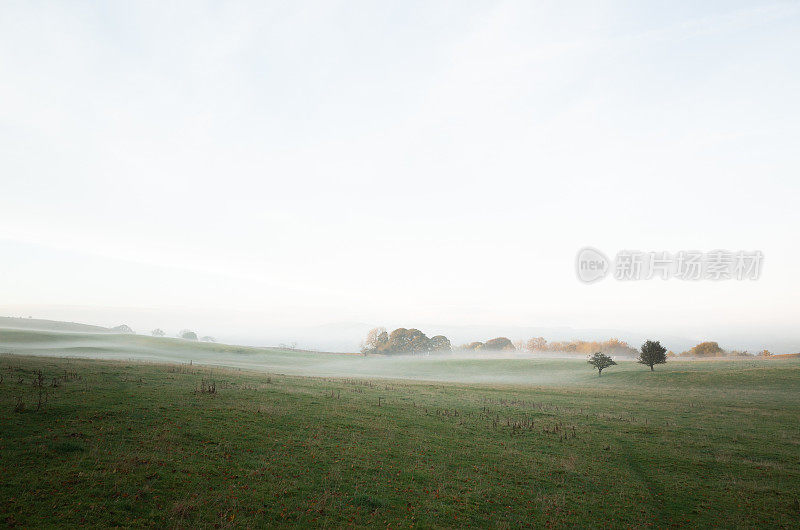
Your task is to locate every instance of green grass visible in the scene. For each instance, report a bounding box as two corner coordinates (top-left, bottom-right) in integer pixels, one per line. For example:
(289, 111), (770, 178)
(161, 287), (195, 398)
(1, 350), (799, 527)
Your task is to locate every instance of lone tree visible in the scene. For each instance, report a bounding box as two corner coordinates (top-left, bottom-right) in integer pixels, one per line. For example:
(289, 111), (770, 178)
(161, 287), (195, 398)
(639, 340), (667, 371)
(151, 329), (165, 337)
(587, 352), (616, 376)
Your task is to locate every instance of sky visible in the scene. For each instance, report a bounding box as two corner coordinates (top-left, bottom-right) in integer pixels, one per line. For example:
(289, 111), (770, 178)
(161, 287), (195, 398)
(1, 1), (799, 351)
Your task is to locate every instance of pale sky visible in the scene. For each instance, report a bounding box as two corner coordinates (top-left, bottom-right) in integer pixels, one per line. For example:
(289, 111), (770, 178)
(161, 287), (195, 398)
(1, 1), (799, 350)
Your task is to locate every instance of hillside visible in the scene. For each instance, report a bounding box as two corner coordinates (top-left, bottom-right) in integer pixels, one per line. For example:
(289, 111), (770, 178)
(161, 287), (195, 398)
(0, 316), (111, 333)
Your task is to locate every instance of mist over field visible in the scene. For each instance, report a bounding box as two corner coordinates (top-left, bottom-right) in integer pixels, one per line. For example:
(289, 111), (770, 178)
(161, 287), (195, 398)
(0, 322), (793, 389)
(0, 323), (609, 384)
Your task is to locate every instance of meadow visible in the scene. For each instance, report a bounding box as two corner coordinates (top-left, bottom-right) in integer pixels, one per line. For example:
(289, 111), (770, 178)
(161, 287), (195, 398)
(1, 327), (799, 527)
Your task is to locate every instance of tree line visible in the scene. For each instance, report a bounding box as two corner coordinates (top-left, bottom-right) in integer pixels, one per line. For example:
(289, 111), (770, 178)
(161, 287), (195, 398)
(361, 327), (452, 355)
(526, 337), (638, 356)
(361, 328), (775, 361)
(676, 341), (771, 358)
(361, 328), (521, 355)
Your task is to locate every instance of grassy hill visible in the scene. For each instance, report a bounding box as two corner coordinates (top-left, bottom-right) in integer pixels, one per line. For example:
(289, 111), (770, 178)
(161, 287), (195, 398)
(1, 352), (799, 526)
(1, 324), (799, 526)
(0, 316), (111, 333)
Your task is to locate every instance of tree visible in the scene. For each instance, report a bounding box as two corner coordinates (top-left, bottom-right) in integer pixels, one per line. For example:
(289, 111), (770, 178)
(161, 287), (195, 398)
(361, 327), (388, 355)
(151, 329), (165, 337)
(404, 329), (433, 354)
(587, 352), (616, 376)
(484, 337), (515, 351)
(639, 340), (667, 371)
(180, 330), (198, 341)
(382, 328), (431, 354)
(758, 349), (772, 357)
(112, 324), (134, 333)
(684, 341), (725, 357)
(526, 337), (547, 351)
(363, 327), (452, 355)
(429, 335), (452, 352)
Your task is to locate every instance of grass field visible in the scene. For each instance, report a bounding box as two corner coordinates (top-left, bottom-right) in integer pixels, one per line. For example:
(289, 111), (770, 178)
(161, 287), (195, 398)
(1, 328), (800, 527)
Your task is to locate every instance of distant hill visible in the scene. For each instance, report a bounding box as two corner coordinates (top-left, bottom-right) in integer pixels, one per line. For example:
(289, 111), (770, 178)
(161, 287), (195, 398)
(0, 316), (111, 334)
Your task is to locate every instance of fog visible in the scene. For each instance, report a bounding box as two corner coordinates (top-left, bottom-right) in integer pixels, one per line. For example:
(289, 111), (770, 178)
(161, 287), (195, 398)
(0, 342), (596, 387)
(0, 322), (760, 389)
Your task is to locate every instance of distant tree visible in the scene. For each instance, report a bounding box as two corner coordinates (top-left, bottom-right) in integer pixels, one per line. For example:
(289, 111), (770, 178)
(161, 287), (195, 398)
(429, 335), (452, 353)
(200, 336), (216, 342)
(112, 324), (134, 333)
(151, 329), (165, 337)
(409, 331), (432, 354)
(758, 349), (772, 357)
(361, 327), (389, 355)
(464, 342), (484, 351)
(638, 340), (667, 371)
(587, 352), (616, 376)
(389, 328), (431, 354)
(484, 337), (515, 351)
(362, 328), (452, 355)
(603, 338), (638, 356)
(180, 330), (198, 341)
(526, 337), (547, 351)
(683, 341), (725, 357)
